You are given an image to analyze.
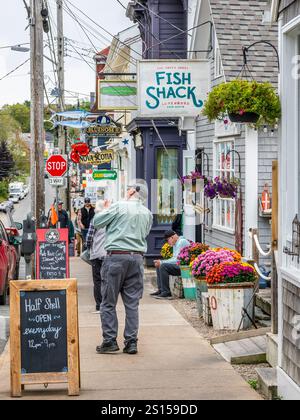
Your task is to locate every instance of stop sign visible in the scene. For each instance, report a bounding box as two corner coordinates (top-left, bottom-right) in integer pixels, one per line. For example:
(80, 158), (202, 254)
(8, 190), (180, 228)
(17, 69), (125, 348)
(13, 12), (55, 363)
(46, 155), (68, 177)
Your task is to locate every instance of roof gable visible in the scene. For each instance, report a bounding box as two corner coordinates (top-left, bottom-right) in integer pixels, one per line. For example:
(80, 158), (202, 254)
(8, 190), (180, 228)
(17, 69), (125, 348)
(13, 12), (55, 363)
(210, 0), (279, 85)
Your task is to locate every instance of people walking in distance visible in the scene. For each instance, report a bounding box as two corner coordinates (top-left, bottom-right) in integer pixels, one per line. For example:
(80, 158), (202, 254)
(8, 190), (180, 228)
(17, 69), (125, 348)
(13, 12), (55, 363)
(48, 200), (69, 229)
(93, 183), (153, 355)
(153, 230), (190, 300)
(86, 200), (110, 314)
(81, 198), (95, 249)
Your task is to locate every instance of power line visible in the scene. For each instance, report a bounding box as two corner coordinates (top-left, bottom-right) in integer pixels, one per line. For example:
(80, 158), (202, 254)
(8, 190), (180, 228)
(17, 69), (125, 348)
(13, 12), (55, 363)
(60, 1), (138, 67)
(135, 0), (192, 38)
(115, 0), (126, 10)
(63, 0), (143, 59)
(0, 58), (30, 82)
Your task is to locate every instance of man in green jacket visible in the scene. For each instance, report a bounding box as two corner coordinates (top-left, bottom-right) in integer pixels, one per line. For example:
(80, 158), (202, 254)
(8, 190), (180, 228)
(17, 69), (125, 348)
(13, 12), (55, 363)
(93, 183), (153, 355)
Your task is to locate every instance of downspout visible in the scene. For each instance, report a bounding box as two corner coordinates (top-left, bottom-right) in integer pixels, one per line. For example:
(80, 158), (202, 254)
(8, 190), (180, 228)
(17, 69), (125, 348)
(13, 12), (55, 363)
(271, 0), (280, 22)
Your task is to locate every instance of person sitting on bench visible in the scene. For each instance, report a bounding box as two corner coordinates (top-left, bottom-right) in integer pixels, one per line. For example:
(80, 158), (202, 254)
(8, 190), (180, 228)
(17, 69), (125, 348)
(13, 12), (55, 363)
(152, 230), (190, 300)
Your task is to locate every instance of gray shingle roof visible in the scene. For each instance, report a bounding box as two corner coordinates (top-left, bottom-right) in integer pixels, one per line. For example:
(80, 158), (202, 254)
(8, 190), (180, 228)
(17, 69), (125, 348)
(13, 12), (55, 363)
(210, 0), (279, 86)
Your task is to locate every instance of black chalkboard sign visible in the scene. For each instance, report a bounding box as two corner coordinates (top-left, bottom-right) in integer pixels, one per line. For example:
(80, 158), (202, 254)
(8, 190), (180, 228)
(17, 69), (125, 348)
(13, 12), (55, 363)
(36, 229), (70, 280)
(10, 280), (80, 398)
(20, 290), (68, 374)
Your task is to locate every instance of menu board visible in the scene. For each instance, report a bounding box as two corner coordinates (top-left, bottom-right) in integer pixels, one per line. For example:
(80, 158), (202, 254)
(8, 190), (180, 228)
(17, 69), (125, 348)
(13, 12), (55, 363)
(36, 229), (70, 280)
(20, 290), (68, 374)
(10, 280), (80, 398)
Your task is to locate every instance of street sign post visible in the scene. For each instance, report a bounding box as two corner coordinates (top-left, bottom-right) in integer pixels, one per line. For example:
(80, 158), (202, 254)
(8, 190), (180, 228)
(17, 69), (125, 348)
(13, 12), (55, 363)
(46, 155), (68, 178)
(92, 170), (118, 181)
(45, 155), (68, 222)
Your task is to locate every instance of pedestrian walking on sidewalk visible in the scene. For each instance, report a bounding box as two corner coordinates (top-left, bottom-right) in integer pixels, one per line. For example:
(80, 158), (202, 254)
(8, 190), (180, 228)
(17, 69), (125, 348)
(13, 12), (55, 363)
(81, 198), (95, 249)
(86, 200), (109, 314)
(93, 183), (153, 355)
(48, 200), (69, 229)
(152, 231), (190, 299)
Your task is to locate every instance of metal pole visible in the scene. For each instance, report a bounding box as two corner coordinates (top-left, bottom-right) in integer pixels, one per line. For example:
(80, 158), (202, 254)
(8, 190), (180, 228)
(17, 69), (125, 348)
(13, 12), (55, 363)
(56, 186), (59, 228)
(57, 0), (68, 209)
(30, 0), (45, 226)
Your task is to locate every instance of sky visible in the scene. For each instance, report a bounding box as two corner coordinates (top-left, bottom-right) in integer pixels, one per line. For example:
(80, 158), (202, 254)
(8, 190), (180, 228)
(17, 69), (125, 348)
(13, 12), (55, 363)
(0, 0), (132, 106)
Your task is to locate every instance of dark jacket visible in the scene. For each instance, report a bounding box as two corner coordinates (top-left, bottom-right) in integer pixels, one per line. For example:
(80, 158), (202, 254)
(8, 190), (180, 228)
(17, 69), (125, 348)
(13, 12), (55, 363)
(81, 206), (95, 230)
(48, 209), (69, 229)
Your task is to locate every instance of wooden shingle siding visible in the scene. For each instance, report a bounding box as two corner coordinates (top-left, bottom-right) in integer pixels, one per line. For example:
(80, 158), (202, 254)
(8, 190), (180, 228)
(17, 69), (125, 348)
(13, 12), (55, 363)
(196, 26), (275, 261)
(282, 280), (300, 386)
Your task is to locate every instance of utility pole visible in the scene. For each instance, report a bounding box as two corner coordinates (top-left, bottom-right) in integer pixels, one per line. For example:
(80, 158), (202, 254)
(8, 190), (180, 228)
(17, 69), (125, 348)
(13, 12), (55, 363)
(30, 0), (45, 225)
(57, 0), (69, 210)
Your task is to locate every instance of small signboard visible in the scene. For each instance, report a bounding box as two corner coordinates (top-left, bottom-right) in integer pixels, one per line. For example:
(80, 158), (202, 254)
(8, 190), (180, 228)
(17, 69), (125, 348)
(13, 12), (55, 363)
(86, 124), (122, 137)
(93, 170), (118, 181)
(36, 229), (70, 280)
(98, 80), (137, 111)
(79, 150), (114, 166)
(10, 279), (80, 397)
(49, 177), (65, 187)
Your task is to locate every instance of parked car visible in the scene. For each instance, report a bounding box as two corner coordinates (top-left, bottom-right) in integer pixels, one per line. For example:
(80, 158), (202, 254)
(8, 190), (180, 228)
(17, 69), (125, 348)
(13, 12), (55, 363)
(0, 211), (22, 281)
(23, 186), (29, 197)
(0, 220), (18, 305)
(9, 193), (20, 204)
(0, 201), (14, 212)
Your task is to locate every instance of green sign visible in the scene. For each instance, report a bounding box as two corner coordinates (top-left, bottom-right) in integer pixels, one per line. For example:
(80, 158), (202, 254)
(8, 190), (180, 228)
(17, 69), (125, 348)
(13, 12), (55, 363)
(92, 170), (118, 181)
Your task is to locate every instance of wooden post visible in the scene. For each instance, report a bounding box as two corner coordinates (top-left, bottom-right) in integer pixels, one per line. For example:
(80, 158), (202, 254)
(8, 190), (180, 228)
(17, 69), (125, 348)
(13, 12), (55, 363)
(272, 161), (279, 334)
(30, 0), (45, 225)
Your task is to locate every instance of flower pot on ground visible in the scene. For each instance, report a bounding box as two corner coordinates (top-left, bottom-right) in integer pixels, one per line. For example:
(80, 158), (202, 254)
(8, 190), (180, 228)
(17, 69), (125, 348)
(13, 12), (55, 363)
(180, 266), (196, 300)
(206, 262), (258, 330)
(194, 276), (208, 318)
(203, 79), (281, 128)
(177, 243), (209, 301)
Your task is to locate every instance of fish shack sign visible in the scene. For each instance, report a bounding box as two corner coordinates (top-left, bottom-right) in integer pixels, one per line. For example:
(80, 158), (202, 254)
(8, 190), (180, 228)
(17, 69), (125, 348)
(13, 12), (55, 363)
(138, 60), (210, 118)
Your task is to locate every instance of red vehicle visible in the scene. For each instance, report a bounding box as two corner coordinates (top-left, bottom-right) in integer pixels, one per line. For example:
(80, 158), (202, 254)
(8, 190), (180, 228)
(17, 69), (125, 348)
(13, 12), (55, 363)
(0, 218), (21, 305)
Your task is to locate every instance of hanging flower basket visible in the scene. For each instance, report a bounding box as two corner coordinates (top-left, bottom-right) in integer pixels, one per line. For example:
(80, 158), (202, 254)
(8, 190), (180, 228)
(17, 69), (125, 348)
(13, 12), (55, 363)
(228, 112), (260, 124)
(203, 80), (281, 128)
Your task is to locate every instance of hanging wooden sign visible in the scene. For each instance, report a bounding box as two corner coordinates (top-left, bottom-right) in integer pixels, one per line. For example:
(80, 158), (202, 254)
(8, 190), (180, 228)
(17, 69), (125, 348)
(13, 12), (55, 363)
(86, 125), (122, 137)
(79, 150), (114, 165)
(10, 279), (80, 398)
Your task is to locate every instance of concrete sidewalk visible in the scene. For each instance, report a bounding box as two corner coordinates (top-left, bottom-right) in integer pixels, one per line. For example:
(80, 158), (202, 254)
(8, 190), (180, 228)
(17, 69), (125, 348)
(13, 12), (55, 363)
(0, 258), (261, 400)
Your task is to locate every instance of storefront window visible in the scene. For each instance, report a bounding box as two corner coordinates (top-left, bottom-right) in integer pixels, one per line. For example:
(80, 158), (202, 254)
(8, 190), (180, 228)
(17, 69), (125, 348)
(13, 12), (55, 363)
(157, 149), (179, 224)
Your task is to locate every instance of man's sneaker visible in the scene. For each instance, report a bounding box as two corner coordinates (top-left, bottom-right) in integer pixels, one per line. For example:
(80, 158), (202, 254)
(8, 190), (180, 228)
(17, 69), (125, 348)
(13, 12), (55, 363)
(96, 341), (120, 354)
(154, 292), (173, 300)
(150, 290), (161, 297)
(123, 341), (138, 355)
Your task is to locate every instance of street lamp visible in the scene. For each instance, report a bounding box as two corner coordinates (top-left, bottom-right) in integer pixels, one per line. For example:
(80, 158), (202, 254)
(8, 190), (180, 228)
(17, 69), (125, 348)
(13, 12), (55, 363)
(11, 45), (30, 53)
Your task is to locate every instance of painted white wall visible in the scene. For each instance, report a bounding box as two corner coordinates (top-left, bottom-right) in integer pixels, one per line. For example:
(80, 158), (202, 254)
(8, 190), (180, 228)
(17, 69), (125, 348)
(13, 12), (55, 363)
(277, 14), (300, 400)
(244, 126), (258, 259)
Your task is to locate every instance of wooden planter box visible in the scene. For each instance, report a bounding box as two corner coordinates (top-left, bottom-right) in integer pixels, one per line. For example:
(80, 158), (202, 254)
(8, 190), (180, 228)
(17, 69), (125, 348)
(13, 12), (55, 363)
(208, 282), (255, 331)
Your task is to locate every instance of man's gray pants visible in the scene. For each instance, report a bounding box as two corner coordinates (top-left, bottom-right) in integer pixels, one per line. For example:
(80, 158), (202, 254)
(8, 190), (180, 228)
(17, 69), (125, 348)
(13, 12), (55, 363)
(100, 254), (144, 344)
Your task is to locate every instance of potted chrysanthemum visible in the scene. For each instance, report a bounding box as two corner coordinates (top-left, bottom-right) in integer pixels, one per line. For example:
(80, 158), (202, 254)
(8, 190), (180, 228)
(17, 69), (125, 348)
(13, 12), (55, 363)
(207, 262), (258, 330)
(177, 243), (209, 300)
(191, 249), (235, 315)
(161, 243), (173, 260)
